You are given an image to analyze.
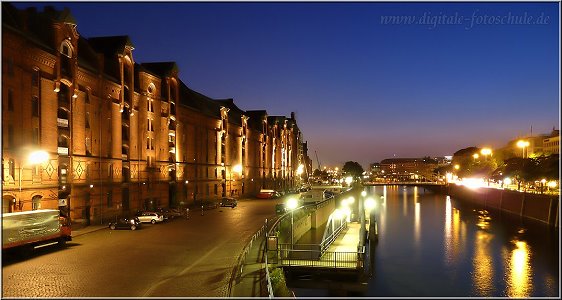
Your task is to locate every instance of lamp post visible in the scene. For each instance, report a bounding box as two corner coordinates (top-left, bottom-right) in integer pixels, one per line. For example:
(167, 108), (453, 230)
(19, 150), (49, 211)
(233, 164), (242, 197)
(221, 162), (226, 197)
(296, 164), (304, 186)
(517, 140), (530, 158)
(286, 197), (299, 247)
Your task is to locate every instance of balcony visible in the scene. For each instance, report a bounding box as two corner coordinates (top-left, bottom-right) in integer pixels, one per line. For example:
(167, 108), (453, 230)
(57, 118), (69, 128)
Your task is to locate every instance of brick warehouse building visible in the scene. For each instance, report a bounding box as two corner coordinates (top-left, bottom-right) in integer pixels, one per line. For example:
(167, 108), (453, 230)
(1, 4), (311, 224)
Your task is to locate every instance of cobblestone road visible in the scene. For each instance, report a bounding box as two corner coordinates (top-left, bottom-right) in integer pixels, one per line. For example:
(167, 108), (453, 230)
(2, 198), (278, 297)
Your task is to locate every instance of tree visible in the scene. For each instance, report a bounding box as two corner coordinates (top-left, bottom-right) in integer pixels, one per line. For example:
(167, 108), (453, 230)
(452, 146), (499, 178)
(342, 161), (364, 178)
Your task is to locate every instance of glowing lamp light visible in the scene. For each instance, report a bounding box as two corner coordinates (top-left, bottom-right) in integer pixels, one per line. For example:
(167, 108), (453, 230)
(473, 153), (479, 159)
(364, 197), (376, 210)
(480, 148), (492, 156)
(28, 150), (49, 165)
(333, 208), (343, 220)
(463, 178), (485, 189)
(517, 140), (530, 148)
(540, 179), (547, 184)
(345, 176), (353, 185)
(233, 164), (243, 174)
(347, 196), (355, 204)
(296, 164), (304, 175)
(286, 197), (299, 211)
(361, 191), (367, 197)
(504, 178), (512, 185)
(547, 181), (557, 188)
(454, 164), (460, 170)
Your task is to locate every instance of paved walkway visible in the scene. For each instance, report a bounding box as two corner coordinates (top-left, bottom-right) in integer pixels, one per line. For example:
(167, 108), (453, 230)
(70, 212), (271, 297)
(326, 222), (361, 252)
(229, 233), (267, 297)
(69, 215), (360, 297)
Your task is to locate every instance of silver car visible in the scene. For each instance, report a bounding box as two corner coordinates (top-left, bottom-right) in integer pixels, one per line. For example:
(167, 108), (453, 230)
(135, 211), (164, 224)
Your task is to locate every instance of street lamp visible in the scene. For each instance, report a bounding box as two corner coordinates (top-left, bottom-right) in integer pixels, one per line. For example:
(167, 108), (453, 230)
(19, 150), (49, 211)
(232, 164), (242, 196)
(286, 197), (299, 246)
(221, 162), (226, 197)
(480, 148), (492, 160)
(517, 140), (530, 158)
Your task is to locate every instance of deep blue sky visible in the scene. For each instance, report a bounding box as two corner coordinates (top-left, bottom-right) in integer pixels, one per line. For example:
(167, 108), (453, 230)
(12, 2), (560, 168)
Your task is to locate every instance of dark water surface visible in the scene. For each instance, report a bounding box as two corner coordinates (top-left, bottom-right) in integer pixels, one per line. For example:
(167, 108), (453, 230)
(292, 185), (559, 297)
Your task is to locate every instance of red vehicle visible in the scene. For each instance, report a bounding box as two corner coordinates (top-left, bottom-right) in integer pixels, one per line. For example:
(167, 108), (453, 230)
(256, 189), (281, 199)
(2, 209), (72, 251)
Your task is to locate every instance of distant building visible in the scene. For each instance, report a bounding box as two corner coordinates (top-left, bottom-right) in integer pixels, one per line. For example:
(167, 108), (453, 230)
(1, 3), (311, 223)
(379, 158), (438, 181)
(543, 129), (560, 155)
(503, 128), (559, 158)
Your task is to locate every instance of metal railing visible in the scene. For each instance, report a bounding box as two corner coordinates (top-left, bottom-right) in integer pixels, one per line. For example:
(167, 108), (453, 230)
(228, 221), (271, 298)
(319, 219), (347, 254)
(264, 247), (274, 298)
(275, 247), (364, 269)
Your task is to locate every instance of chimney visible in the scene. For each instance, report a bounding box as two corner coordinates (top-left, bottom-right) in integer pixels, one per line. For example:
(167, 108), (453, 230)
(291, 112), (295, 120)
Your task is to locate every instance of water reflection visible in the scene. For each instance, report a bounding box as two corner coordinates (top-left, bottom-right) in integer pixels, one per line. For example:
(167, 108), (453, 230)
(505, 239), (532, 297)
(292, 186), (558, 297)
(403, 187), (408, 216)
(472, 230), (494, 296)
(444, 196), (466, 266)
(414, 201), (420, 246)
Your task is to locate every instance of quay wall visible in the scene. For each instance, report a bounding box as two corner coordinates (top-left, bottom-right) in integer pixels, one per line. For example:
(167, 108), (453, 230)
(440, 184), (559, 228)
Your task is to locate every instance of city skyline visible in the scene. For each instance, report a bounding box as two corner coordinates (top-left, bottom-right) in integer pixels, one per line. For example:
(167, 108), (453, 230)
(11, 1), (560, 168)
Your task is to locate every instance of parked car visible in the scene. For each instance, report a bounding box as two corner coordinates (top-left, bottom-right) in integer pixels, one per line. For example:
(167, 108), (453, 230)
(168, 208), (183, 218)
(109, 217), (141, 230)
(275, 203), (287, 215)
(219, 197), (237, 208)
(156, 207), (182, 220)
(135, 211), (164, 224)
(202, 200), (218, 210)
(256, 189), (281, 199)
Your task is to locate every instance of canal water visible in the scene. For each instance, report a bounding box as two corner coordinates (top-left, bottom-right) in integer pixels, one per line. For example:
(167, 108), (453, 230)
(292, 185), (559, 297)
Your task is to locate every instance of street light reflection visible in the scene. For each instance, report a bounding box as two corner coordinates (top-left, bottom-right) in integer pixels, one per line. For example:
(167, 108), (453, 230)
(506, 239), (532, 298)
(473, 230), (494, 296)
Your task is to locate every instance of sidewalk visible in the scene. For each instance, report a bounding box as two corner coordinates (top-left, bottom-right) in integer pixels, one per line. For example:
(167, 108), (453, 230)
(230, 235), (267, 297)
(71, 222), (107, 237)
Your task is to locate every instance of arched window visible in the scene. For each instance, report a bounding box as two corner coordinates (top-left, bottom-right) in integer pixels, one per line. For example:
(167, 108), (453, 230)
(60, 41), (73, 58)
(59, 41), (73, 78)
(32, 195), (42, 210)
(3, 195), (16, 213)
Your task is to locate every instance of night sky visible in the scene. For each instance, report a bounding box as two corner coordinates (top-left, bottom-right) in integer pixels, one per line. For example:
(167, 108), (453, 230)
(11, 2), (560, 169)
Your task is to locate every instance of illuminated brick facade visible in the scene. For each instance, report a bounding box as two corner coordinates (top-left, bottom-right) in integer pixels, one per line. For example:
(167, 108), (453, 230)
(1, 4), (310, 224)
